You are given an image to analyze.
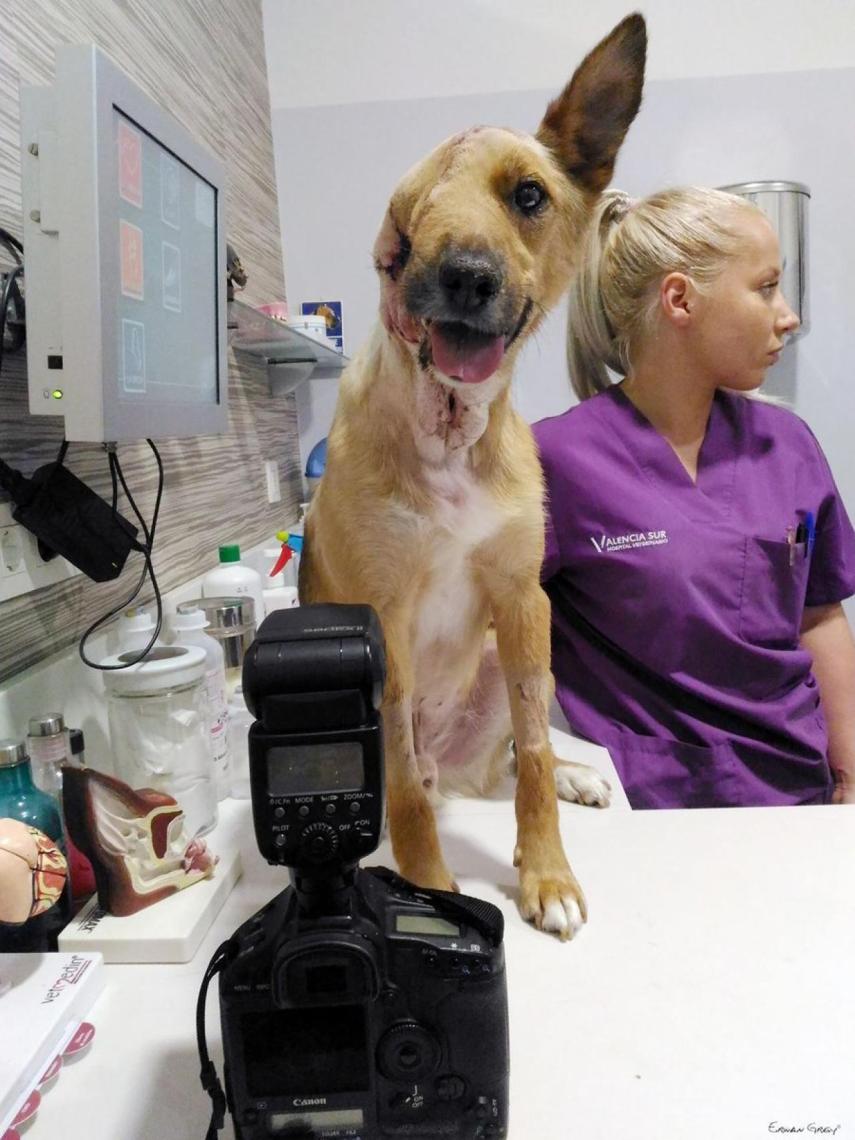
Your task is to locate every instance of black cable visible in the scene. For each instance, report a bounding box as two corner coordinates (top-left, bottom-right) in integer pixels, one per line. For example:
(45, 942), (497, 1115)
(0, 264), (24, 377)
(196, 940), (236, 1139)
(78, 439), (165, 670)
(0, 453), (30, 501)
(0, 228), (23, 262)
(77, 558), (150, 669)
(146, 438), (164, 543)
(111, 450), (151, 548)
(109, 448), (119, 513)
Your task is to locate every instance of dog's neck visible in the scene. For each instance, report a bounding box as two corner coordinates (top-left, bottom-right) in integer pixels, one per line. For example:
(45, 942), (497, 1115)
(413, 370), (490, 465)
(372, 326), (510, 470)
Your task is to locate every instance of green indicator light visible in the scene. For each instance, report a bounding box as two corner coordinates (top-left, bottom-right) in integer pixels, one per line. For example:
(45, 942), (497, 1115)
(51, 389), (63, 400)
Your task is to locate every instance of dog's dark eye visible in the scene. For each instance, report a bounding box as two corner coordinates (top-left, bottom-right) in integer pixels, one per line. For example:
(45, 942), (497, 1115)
(513, 180), (547, 215)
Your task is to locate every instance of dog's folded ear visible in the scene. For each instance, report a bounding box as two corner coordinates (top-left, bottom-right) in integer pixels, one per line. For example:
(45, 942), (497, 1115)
(536, 12), (646, 195)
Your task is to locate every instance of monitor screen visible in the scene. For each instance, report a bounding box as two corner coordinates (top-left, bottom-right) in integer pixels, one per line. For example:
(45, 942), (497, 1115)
(20, 44), (228, 441)
(115, 109), (219, 408)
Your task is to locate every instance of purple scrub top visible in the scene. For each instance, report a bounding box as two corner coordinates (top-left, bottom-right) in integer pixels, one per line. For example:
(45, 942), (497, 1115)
(534, 386), (855, 809)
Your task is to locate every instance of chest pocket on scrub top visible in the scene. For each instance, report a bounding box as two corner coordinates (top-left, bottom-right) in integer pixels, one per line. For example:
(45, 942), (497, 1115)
(739, 535), (809, 649)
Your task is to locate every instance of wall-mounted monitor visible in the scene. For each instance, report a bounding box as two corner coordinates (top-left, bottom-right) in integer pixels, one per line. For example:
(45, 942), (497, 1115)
(20, 44), (228, 442)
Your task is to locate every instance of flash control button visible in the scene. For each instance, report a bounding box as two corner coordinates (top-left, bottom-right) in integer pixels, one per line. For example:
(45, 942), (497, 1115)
(298, 805), (310, 818)
(274, 806), (286, 819)
(324, 803), (337, 816)
(299, 822), (339, 862)
(349, 801), (361, 815)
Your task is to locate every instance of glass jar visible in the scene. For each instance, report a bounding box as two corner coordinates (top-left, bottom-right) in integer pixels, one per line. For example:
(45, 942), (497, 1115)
(27, 712), (71, 801)
(101, 644), (218, 837)
(0, 738), (70, 951)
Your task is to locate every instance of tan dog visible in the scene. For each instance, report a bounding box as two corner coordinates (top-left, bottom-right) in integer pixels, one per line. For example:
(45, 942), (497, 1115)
(300, 15), (646, 939)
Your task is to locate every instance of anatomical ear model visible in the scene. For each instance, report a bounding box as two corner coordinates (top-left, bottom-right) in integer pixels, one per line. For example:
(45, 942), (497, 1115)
(0, 818), (68, 925)
(62, 767), (217, 917)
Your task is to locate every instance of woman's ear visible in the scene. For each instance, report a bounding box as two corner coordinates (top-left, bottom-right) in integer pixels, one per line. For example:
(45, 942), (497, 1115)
(660, 272), (695, 327)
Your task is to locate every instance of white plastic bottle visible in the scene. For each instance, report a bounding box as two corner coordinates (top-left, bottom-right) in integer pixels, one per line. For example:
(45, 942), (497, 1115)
(169, 605), (232, 800)
(201, 544), (266, 624)
(289, 505), (310, 587)
(264, 542), (298, 589)
(117, 607), (164, 656)
(263, 568), (299, 615)
(227, 685), (255, 799)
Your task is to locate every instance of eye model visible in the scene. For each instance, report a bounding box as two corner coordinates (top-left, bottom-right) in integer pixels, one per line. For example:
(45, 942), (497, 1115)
(513, 180), (548, 215)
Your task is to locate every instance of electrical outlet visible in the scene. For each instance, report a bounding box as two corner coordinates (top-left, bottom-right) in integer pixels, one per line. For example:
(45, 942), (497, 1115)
(0, 501), (83, 601)
(264, 460), (281, 504)
(0, 524), (25, 576)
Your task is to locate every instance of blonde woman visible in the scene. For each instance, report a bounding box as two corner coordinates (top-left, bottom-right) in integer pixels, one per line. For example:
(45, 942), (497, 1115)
(534, 187), (855, 808)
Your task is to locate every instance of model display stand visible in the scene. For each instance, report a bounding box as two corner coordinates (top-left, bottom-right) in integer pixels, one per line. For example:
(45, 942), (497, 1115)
(58, 846), (241, 964)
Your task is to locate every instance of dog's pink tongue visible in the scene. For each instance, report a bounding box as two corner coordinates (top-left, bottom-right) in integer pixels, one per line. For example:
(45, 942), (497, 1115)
(430, 326), (505, 384)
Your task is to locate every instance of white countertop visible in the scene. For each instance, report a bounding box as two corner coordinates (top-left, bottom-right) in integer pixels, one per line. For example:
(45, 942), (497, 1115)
(17, 730), (855, 1140)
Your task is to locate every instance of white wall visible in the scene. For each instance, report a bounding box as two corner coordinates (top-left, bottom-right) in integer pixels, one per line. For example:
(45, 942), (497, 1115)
(263, 0), (855, 108)
(270, 67), (855, 475)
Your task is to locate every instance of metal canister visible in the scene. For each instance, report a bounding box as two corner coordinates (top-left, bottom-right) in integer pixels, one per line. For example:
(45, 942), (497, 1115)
(179, 596), (256, 695)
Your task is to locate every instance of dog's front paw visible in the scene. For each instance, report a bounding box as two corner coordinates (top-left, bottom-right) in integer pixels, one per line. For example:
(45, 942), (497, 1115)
(398, 858), (459, 895)
(554, 761), (611, 808)
(516, 859), (587, 941)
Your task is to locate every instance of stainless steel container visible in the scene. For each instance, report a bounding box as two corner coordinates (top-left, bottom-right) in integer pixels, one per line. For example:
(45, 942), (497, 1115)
(719, 180), (810, 339)
(179, 596), (256, 693)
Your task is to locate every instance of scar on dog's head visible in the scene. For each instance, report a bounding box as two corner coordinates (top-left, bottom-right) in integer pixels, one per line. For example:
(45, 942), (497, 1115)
(373, 13), (646, 389)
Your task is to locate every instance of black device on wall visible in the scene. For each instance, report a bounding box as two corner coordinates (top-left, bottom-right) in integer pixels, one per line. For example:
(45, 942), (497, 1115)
(1, 456), (140, 582)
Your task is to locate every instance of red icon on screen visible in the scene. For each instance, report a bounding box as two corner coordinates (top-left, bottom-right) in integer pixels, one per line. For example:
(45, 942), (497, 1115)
(120, 220), (144, 300)
(118, 119), (142, 207)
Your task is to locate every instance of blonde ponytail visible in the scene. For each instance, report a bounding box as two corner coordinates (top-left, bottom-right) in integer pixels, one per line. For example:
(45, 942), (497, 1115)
(566, 190), (633, 401)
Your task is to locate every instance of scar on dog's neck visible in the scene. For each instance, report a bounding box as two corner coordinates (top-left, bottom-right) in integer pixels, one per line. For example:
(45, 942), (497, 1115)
(411, 370), (490, 464)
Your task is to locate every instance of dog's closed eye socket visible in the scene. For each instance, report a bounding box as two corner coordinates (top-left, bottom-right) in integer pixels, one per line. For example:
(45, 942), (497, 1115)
(512, 180), (548, 216)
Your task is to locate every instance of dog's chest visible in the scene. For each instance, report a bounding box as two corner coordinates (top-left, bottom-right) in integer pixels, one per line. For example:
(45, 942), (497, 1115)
(412, 463), (504, 651)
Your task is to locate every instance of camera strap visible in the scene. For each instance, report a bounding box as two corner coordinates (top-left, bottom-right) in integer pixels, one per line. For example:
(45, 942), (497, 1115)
(196, 938), (238, 1139)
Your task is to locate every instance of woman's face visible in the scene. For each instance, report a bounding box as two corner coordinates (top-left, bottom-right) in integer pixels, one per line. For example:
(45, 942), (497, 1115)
(690, 211), (800, 390)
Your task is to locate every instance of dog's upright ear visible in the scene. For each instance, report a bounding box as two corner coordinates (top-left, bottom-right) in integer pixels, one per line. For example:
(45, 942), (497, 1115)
(537, 13), (646, 195)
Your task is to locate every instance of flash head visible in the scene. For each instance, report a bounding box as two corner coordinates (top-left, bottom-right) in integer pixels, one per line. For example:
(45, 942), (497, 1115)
(241, 604), (386, 732)
(242, 604), (387, 875)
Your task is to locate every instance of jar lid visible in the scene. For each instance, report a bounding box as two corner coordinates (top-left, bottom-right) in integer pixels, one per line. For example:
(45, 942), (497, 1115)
(101, 644), (207, 694)
(181, 596), (255, 631)
(28, 713), (65, 737)
(169, 605), (210, 633)
(0, 738), (27, 768)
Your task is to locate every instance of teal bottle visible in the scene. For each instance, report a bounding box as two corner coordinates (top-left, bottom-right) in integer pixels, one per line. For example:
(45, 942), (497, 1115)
(0, 738), (71, 951)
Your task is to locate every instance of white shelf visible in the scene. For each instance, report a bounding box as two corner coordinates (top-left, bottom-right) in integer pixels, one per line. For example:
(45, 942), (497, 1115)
(228, 299), (348, 394)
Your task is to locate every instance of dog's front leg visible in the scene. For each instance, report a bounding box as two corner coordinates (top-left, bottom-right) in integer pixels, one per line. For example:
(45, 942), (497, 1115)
(381, 615), (458, 894)
(492, 584), (586, 940)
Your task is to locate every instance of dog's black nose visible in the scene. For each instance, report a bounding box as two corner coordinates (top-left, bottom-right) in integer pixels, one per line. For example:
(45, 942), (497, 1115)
(438, 250), (503, 315)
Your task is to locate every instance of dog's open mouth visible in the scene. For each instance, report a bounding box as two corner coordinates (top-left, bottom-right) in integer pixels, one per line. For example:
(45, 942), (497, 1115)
(427, 320), (507, 384)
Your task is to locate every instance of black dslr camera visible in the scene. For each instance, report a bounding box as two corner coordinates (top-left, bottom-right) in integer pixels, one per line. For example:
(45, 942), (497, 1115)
(210, 605), (510, 1140)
